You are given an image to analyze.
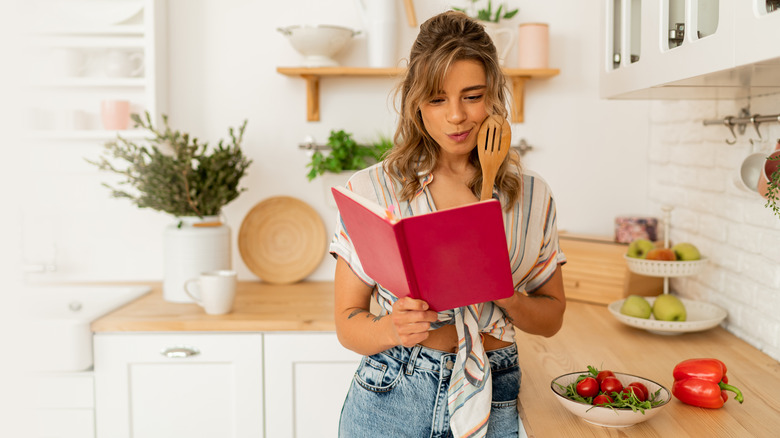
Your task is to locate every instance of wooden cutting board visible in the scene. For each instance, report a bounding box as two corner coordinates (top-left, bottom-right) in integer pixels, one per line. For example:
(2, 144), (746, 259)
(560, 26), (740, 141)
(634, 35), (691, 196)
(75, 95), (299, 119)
(238, 196), (327, 284)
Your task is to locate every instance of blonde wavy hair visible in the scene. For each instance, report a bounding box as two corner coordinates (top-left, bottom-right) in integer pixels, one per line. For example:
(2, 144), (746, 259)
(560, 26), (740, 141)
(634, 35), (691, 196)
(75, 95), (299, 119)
(383, 10), (522, 209)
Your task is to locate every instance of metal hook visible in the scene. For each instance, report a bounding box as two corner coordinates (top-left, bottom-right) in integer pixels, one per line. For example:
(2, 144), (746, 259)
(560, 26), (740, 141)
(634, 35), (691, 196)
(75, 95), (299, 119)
(749, 115), (764, 145)
(724, 116), (737, 145)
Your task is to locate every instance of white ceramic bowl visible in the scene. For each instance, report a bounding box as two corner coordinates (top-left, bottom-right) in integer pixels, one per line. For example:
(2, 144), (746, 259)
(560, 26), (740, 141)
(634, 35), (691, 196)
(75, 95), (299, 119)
(278, 25), (359, 67)
(551, 371), (671, 428)
(624, 255), (708, 277)
(608, 296), (727, 335)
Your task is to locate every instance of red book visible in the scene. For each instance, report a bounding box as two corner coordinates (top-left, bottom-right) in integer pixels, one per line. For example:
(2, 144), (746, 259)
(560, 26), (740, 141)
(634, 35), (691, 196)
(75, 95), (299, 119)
(332, 185), (514, 311)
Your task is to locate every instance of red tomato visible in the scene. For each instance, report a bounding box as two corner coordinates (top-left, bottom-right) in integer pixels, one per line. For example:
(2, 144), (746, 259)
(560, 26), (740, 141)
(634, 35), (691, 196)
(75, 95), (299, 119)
(628, 382), (649, 400)
(576, 377), (599, 398)
(622, 385), (647, 402)
(596, 370), (616, 385)
(592, 394), (613, 405)
(600, 376), (624, 394)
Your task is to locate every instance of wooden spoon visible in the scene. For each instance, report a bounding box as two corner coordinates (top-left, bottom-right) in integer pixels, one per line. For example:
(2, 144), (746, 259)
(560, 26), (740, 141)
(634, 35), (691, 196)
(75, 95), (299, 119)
(477, 115), (512, 201)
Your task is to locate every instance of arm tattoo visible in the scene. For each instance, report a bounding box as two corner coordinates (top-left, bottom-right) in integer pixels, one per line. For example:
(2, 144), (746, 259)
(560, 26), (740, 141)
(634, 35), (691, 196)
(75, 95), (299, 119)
(347, 309), (385, 323)
(495, 305), (515, 324)
(347, 309), (367, 319)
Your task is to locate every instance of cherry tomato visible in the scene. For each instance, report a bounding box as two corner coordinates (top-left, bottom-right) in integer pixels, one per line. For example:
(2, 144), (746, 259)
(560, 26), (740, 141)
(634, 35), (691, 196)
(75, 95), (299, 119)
(622, 385), (647, 402)
(576, 377), (599, 398)
(600, 376), (623, 394)
(592, 394), (613, 405)
(627, 382), (649, 400)
(596, 370), (616, 385)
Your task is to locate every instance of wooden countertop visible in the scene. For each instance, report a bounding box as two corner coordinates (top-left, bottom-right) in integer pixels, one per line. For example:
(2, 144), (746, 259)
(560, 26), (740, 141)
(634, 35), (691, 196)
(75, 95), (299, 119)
(93, 281), (780, 437)
(91, 281), (337, 332)
(515, 301), (780, 437)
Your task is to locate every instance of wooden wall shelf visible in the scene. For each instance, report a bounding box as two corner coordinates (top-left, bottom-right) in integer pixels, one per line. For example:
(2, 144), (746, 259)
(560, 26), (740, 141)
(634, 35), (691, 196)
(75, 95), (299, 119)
(276, 66), (560, 122)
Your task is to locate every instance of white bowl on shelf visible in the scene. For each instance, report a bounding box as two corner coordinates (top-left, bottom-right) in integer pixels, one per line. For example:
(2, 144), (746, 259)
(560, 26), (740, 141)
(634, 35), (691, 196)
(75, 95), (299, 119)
(277, 25), (359, 67)
(608, 296), (727, 335)
(624, 255), (708, 277)
(550, 371), (671, 427)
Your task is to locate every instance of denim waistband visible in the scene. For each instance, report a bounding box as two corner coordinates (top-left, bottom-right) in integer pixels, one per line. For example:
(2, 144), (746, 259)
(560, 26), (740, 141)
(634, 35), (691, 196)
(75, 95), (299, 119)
(379, 342), (518, 375)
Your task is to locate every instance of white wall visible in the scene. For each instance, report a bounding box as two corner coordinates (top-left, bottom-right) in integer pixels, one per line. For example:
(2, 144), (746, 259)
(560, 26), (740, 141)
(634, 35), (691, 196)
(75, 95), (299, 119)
(20, 0), (652, 285)
(648, 96), (780, 360)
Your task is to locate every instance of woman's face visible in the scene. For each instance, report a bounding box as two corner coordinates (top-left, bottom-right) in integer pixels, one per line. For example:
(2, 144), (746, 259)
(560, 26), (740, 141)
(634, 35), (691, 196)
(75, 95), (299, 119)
(419, 59), (489, 159)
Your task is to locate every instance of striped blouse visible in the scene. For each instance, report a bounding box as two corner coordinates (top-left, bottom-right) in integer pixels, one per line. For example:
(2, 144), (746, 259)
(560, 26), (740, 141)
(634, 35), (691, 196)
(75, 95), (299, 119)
(329, 161), (566, 437)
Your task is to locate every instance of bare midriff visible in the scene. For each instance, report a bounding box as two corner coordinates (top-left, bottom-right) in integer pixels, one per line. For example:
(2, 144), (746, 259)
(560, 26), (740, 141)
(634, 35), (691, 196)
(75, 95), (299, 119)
(419, 324), (513, 353)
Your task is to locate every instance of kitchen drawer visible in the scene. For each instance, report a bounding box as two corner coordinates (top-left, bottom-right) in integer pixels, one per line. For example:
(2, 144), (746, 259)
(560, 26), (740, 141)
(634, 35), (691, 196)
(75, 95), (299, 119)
(559, 234), (662, 305)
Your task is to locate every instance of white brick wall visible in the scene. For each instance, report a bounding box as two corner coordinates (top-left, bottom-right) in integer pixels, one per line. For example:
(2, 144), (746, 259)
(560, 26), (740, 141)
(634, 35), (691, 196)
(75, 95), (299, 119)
(647, 96), (780, 361)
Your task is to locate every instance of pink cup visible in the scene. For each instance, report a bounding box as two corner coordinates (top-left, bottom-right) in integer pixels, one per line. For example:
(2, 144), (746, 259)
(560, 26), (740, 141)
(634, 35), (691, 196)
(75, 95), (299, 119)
(100, 100), (131, 130)
(757, 149), (780, 199)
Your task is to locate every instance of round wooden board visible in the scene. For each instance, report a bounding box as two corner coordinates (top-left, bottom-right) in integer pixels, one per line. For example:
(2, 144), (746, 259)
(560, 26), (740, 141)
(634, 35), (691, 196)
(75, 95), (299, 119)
(238, 196), (327, 284)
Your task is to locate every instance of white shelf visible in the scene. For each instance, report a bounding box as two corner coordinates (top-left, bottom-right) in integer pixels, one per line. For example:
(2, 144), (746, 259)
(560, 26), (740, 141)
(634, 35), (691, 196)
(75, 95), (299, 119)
(30, 25), (145, 37)
(26, 130), (151, 141)
(33, 77), (146, 88)
(31, 35), (145, 49)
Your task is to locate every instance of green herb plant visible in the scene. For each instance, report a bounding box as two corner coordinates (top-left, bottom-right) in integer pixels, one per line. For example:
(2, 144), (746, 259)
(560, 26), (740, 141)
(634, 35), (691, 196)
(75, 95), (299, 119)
(87, 112), (252, 218)
(306, 130), (392, 181)
(453, 0), (519, 23)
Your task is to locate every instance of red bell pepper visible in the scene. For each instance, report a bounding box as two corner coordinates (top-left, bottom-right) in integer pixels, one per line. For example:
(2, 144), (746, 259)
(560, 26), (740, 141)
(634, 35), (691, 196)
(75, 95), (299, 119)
(672, 358), (744, 408)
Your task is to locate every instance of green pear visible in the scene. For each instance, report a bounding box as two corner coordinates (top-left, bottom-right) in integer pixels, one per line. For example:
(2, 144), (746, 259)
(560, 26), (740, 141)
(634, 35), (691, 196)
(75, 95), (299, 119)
(620, 295), (652, 319)
(652, 294), (687, 321)
(672, 242), (701, 261)
(627, 239), (655, 259)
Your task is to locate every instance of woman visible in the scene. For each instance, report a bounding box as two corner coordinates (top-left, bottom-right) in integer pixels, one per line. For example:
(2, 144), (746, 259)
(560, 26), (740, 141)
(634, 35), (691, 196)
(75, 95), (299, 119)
(329, 11), (566, 438)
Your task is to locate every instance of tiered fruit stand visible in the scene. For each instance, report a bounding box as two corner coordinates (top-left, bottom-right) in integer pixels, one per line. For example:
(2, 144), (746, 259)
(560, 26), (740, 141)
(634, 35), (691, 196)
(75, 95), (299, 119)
(609, 206), (726, 335)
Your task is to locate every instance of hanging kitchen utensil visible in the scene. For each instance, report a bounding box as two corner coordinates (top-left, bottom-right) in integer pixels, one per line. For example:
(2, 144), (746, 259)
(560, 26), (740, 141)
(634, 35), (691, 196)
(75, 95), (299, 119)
(477, 115), (512, 201)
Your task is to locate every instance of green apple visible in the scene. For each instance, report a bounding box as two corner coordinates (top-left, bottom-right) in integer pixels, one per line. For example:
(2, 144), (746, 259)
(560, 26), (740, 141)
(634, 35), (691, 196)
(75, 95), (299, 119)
(627, 239), (655, 259)
(620, 295), (652, 319)
(672, 242), (701, 261)
(652, 294), (687, 321)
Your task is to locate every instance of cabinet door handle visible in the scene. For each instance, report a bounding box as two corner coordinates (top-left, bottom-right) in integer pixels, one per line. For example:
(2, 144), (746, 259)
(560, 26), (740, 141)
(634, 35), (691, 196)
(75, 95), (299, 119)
(161, 346), (200, 358)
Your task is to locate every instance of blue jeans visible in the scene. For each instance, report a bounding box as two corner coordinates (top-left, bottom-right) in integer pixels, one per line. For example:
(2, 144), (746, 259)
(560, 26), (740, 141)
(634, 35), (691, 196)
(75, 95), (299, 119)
(339, 343), (521, 438)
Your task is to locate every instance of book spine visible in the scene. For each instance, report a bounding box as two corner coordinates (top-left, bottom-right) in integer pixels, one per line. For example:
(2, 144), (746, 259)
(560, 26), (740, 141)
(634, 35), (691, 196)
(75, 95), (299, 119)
(394, 221), (421, 300)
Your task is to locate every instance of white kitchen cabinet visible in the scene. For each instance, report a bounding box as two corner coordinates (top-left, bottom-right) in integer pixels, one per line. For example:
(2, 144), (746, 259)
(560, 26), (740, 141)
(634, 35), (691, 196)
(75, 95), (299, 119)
(25, 0), (167, 138)
(734, 0), (780, 66)
(600, 0), (780, 99)
(34, 372), (95, 438)
(94, 333), (264, 438)
(264, 332), (362, 438)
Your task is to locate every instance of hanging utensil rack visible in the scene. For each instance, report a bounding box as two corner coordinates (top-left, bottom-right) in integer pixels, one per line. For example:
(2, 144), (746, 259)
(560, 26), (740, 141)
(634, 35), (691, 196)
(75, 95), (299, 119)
(703, 107), (780, 144)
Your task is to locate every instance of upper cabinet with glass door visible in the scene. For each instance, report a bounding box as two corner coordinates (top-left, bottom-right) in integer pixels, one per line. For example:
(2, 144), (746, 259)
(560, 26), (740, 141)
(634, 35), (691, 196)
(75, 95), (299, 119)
(23, 0), (167, 140)
(601, 0), (780, 99)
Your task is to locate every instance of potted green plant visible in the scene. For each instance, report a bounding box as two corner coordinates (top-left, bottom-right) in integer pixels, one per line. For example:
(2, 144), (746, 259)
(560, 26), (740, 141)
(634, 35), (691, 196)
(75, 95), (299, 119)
(452, 0), (519, 23)
(759, 143), (780, 219)
(306, 129), (392, 207)
(452, 1), (519, 65)
(88, 112), (252, 218)
(87, 111), (253, 302)
(305, 129), (392, 181)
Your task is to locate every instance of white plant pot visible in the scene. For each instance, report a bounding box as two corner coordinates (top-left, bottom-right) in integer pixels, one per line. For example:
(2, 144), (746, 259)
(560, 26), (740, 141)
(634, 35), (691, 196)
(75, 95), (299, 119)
(163, 216), (231, 303)
(482, 22), (515, 66)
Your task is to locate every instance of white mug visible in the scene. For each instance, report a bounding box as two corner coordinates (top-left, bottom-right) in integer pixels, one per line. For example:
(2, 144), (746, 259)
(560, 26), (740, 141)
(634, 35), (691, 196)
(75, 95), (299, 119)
(184, 270), (237, 315)
(104, 50), (144, 77)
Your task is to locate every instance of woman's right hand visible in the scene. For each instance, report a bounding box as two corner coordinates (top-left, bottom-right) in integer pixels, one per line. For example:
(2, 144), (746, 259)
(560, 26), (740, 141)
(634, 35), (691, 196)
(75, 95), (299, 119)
(390, 297), (439, 347)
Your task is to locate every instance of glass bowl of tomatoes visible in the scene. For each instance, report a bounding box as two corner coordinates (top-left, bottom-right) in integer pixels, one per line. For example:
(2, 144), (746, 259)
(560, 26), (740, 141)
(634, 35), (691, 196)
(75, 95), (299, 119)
(550, 367), (671, 427)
